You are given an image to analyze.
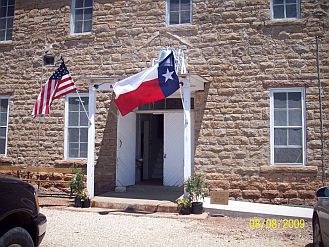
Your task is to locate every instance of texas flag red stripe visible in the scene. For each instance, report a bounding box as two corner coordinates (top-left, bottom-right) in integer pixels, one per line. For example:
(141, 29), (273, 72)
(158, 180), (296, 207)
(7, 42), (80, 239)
(114, 78), (165, 116)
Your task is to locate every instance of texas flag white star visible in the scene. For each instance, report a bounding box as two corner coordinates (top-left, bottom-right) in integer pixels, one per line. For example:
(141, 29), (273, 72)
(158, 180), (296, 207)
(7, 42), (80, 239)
(162, 69), (174, 83)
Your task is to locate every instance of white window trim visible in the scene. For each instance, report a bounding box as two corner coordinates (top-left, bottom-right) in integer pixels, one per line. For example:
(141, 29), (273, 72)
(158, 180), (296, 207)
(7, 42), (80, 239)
(270, 88), (306, 165)
(270, 0), (301, 20)
(70, 0), (93, 35)
(0, 0), (15, 42)
(64, 93), (88, 160)
(0, 96), (9, 156)
(166, 0), (193, 26)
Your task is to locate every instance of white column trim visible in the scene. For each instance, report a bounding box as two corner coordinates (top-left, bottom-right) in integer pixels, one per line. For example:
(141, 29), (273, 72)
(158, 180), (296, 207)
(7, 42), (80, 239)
(182, 77), (192, 182)
(87, 85), (96, 199)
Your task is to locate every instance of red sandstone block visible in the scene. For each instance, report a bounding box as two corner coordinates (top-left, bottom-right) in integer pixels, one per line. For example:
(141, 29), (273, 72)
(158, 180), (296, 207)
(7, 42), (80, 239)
(242, 190), (261, 199)
(262, 190), (279, 199)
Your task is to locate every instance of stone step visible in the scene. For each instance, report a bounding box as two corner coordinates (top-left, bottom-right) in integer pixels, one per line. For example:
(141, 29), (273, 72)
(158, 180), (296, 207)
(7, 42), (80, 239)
(127, 185), (183, 193)
(92, 196), (178, 213)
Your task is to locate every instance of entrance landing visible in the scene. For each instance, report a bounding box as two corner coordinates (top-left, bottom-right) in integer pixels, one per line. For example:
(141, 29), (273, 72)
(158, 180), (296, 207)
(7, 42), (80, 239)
(92, 185), (183, 213)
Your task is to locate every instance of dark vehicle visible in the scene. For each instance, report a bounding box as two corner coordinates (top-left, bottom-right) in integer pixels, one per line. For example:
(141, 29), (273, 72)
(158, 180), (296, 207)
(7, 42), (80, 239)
(313, 186), (329, 247)
(0, 175), (47, 247)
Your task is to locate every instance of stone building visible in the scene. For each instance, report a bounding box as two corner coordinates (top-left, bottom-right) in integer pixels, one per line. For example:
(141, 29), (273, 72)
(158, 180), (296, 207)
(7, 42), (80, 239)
(0, 0), (328, 205)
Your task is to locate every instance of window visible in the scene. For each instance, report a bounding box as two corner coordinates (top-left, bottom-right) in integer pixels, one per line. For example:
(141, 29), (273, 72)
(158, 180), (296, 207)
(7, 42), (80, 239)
(0, 97), (9, 156)
(167, 0), (192, 25)
(65, 95), (88, 159)
(0, 0), (15, 41)
(43, 54), (55, 67)
(138, 98), (194, 110)
(71, 0), (93, 34)
(272, 0), (300, 19)
(270, 88), (306, 165)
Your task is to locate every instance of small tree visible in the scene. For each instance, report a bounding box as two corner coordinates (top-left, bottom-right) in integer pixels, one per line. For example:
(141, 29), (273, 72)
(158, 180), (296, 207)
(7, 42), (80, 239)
(184, 173), (206, 202)
(69, 170), (84, 199)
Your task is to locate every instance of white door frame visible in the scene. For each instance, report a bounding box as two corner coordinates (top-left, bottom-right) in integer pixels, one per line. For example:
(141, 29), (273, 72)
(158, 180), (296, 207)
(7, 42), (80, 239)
(86, 74), (207, 199)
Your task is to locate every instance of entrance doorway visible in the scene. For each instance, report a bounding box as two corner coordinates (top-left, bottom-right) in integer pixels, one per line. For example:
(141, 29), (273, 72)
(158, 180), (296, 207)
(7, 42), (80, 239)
(136, 114), (164, 185)
(116, 111), (192, 188)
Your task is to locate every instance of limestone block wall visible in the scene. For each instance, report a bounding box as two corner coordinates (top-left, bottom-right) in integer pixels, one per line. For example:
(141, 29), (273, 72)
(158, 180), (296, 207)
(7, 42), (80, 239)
(0, 0), (327, 202)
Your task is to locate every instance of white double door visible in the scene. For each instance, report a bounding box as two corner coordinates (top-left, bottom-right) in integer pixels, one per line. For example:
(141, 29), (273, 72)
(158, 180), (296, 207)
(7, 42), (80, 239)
(116, 112), (191, 187)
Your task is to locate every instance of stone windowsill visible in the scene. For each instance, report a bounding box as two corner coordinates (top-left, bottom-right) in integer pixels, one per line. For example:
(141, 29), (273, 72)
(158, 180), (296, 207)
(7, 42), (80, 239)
(54, 159), (87, 168)
(66, 32), (95, 41)
(264, 18), (305, 27)
(0, 156), (13, 164)
(260, 165), (318, 174)
(165, 23), (198, 32)
(0, 40), (15, 46)
(252, 19), (305, 28)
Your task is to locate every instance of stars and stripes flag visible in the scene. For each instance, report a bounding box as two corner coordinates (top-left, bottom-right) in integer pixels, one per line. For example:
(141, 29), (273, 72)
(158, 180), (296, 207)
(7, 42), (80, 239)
(32, 61), (76, 117)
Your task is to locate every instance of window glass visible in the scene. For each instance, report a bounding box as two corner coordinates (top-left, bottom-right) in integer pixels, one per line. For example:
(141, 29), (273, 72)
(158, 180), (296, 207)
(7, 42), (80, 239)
(72, 0), (93, 33)
(138, 98), (194, 110)
(168, 0), (191, 25)
(0, 0), (15, 41)
(66, 95), (88, 159)
(272, 90), (304, 165)
(272, 0), (299, 19)
(0, 98), (8, 156)
(0, 139), (5, 155)
(274, 109), (287, 126)
(274, 128), (287, 145)
(274, 148), (303, 163)
(286, 4), (297, 18)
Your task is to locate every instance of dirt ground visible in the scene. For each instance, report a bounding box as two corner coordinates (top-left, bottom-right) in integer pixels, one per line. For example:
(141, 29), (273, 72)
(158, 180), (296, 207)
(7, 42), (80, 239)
(39, 197), (313, 247)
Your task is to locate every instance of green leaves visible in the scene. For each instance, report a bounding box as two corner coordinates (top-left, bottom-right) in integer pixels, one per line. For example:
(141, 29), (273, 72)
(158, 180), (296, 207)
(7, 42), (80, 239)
(184, 173), (206, 202)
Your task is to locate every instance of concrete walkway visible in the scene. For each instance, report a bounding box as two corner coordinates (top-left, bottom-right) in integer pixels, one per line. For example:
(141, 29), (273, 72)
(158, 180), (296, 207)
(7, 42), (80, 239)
(92, 194), (314, 219)
(204, 197), (314, 219)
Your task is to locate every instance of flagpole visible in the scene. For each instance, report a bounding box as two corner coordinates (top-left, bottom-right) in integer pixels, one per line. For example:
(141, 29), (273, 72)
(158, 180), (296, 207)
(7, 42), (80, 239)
(60, 56), (90, 122)
(76, 89), (90, 122)
(37, 51), (45, 167)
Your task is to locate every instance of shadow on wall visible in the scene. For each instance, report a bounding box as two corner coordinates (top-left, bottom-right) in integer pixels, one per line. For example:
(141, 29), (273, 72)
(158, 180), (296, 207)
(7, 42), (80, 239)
(193, 82), (210, 171)
(94, 92), (118, 195)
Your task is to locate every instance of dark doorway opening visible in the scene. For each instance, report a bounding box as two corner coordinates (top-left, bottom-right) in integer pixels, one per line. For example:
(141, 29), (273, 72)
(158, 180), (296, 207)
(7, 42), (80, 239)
(136, 114), (164, 185)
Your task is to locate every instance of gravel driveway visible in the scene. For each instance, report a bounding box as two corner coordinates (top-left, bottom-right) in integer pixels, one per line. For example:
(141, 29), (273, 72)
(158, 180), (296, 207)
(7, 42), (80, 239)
(40, 207), (313, 247)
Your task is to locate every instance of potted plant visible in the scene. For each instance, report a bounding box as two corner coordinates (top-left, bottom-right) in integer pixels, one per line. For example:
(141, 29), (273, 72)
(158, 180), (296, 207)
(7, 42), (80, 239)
(69, 170), (84, 207)
(176, 196), (191, 215)
(184, 173), (206, 214)
(82, 189), (90, 208)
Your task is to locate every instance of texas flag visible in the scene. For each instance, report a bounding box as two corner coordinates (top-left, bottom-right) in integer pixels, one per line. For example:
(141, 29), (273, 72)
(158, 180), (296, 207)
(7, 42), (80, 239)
(113, 52), (180, 116)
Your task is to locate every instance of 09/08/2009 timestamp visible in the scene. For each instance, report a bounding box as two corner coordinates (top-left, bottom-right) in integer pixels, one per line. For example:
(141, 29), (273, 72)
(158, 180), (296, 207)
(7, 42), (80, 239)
(249, 217), (305, 229)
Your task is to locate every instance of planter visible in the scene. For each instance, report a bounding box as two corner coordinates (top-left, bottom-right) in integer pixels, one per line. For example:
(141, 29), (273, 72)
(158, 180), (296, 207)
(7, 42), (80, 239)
(178, 206), (191, 215)
(82, 198), (90, 208)
(74, 196), (82, 207)
(191, 202), (203, 214)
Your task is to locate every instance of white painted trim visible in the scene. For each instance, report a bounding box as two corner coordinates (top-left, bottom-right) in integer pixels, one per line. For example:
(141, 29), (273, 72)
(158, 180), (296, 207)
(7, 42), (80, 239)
(0, 96), (10, 156)
(64, 93), (89, 160)
(182, 77), (192, 182)
(270, 88), (306, 166)
(70, 0), (93, 35)
(87, 86), (96, 199)
(166, 0), (193, 26)
(270, 0), (301, 20)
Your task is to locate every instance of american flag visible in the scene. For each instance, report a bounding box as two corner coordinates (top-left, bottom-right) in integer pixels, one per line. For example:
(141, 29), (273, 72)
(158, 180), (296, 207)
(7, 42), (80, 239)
(33, 61), (76, 117)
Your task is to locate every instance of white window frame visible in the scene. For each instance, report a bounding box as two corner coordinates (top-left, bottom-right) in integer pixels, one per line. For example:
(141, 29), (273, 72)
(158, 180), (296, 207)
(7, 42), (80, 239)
(70, 0), (93, 35)
(0, 0), (15, 42)
(64, 93), (89, 160)
(270, 88), (306, 165)
(166, 0), (192, 26)
(271, 0), (301, 20)
(0, 96), (9, 156)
